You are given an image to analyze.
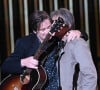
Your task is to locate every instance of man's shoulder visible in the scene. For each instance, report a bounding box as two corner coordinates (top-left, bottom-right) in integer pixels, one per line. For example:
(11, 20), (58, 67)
(16, 33), (37, 43)
(66, 38), (88, 50)
(69, 38), (87, 45)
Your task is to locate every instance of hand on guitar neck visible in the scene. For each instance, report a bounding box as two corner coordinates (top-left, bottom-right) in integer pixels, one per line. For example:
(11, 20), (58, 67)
(21, 56), (38, 69)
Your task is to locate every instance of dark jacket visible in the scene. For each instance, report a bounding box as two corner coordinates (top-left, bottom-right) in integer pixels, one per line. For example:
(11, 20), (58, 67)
(2, 33), (40, 74)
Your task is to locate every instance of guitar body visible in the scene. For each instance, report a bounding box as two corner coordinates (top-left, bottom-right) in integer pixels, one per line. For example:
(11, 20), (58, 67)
(0, 65), (47, 90)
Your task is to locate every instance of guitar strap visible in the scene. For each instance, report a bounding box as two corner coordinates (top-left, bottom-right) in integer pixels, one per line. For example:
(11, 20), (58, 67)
(56, 41), (65, 90)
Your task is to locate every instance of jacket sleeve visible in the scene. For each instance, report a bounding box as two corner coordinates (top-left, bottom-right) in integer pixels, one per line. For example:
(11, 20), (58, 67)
(2, 39), (26, 74)
(73, 39), (97, 90)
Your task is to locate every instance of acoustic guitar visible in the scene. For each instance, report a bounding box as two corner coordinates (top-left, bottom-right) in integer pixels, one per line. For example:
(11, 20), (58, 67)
(0, 17), (68, 90)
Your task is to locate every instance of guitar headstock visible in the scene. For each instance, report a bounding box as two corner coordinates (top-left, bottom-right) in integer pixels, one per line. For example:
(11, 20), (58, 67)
(50, 17), (66, 34)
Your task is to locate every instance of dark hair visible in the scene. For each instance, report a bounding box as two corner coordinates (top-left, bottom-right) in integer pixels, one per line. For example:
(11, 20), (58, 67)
(29, 10), (52, 32)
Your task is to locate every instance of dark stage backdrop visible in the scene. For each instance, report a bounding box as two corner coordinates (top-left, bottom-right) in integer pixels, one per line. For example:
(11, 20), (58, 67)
(0, 0), (100, 89)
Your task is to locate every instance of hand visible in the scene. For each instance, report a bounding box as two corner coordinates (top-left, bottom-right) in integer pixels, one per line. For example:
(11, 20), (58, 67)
(21, 56), (38, 69)
(62, 30), (81, 42)
(22, 75), (30, 84)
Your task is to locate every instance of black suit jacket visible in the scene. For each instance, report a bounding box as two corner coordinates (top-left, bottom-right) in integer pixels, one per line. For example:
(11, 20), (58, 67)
(2, 33), (40, 74)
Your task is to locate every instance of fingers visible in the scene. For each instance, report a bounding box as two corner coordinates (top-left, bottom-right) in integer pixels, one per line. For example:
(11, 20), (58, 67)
(21, 56), (38, 69)
(26, 59), (38, 69)
(22, 75), (30, 84)
(66, 30), (81, 42)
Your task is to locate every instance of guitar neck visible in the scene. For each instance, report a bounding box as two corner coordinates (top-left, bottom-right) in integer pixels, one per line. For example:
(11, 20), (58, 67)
(25, 33), (52, 74)
(34, 33), (52, 60)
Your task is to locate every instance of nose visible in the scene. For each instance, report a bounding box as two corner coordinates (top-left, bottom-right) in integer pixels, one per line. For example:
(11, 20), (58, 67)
(44, 28), (50, 33)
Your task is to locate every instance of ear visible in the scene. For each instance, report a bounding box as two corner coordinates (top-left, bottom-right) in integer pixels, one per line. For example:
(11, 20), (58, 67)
(68, 23), (72, 30)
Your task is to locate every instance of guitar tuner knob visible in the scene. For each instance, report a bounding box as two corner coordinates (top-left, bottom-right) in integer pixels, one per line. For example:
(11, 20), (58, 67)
(58, 17), (64, 23)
